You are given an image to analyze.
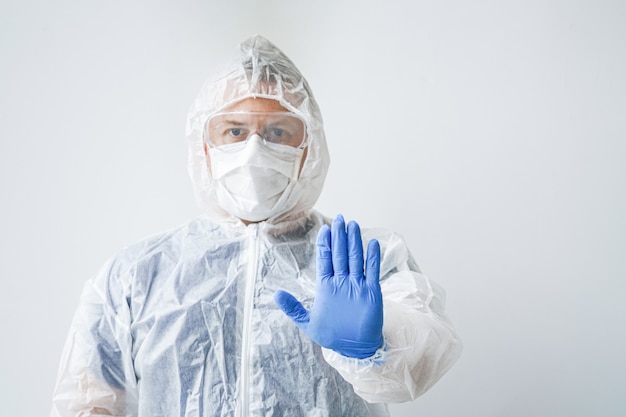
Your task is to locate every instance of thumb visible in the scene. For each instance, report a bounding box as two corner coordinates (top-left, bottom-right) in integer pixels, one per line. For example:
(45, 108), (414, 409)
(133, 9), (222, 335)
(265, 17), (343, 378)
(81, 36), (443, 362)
(273, 290), (310, 329)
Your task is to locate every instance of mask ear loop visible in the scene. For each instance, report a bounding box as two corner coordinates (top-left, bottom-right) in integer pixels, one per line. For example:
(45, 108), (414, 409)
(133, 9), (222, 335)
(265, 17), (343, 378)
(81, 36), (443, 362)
(202, 115), (213, 149)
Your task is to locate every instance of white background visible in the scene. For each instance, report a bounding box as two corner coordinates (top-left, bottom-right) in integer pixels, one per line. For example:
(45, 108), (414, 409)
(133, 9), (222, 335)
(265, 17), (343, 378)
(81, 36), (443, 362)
(1, 1), (625, 416)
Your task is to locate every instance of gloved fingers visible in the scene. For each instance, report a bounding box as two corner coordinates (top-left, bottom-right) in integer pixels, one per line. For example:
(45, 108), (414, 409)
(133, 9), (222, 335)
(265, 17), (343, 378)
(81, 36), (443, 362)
(365, 238), (381, 289)
(273, 290), (310, 328)
(331, 214), (349, 278)
(347, 220), (364, 280)
(316, 224), (333, 279)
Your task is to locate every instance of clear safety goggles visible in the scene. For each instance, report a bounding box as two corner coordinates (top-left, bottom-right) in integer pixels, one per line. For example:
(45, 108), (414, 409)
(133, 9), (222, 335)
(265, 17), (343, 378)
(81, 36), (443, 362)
(204, 111), (307, 150)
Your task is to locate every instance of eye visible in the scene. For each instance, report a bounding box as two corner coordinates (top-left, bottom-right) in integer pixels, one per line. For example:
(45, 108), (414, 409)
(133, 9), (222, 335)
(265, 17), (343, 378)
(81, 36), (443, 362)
(270, 128), (285, 138)
(267, 128), (293, 144)
(228, 128), (244, 137)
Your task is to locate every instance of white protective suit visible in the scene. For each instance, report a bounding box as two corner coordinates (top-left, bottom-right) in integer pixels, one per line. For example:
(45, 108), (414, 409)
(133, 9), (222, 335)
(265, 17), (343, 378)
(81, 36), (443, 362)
(51, 35), (462, 417)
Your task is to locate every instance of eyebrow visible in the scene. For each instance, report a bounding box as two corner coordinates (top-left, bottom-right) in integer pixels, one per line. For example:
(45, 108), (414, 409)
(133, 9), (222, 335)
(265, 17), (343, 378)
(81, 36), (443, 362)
(220, 119), (247, 126)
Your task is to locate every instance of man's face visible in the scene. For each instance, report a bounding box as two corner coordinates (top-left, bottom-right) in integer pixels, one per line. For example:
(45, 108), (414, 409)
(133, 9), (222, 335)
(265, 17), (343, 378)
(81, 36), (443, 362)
(203, 97), (308, 176)
(203, 97), (309, 224)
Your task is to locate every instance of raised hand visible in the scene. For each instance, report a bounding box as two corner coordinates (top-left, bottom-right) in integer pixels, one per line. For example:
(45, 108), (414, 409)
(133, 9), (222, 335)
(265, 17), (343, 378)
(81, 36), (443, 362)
(274, 214), (383, 359)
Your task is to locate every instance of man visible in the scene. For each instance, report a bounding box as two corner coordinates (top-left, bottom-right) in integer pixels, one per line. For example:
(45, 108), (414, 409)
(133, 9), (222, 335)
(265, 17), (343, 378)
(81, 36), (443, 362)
(51, 35), (462, 417)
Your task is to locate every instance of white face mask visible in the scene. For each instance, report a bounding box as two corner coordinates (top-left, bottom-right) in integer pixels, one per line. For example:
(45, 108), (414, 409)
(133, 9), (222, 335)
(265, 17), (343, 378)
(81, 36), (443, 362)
(208, 134), (305, 222)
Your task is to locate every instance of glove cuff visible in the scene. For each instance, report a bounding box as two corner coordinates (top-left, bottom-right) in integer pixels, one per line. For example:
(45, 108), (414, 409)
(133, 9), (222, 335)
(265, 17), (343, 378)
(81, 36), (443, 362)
(330, 337), (386, 362)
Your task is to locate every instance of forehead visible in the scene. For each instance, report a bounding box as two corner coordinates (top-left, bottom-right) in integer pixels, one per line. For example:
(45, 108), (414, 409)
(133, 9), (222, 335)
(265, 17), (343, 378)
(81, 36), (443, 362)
(222, 97), (289, 113)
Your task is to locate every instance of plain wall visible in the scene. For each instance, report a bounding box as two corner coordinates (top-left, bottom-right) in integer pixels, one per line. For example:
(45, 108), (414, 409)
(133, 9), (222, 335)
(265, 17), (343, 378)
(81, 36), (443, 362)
(1, 0), (625, 416)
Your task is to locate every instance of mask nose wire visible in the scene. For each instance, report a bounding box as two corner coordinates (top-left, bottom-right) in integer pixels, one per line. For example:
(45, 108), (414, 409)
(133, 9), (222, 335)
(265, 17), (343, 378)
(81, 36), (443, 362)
(247, 129), (266, 145)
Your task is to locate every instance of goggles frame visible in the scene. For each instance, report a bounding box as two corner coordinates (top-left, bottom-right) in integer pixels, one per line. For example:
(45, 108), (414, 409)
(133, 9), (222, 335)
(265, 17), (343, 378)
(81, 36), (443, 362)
(203, 111), (308, 151)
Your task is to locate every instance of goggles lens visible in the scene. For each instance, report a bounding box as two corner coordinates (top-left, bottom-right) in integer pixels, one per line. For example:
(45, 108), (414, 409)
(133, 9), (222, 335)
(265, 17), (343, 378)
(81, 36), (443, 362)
(206, 112), (306, 149)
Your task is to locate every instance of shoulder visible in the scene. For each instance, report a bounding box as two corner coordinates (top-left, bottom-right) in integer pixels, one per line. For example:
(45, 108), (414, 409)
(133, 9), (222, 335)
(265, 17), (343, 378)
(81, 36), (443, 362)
(96, 216), (221, 285)
(81, 215), (234, 314)
(361, 226), (422, 276)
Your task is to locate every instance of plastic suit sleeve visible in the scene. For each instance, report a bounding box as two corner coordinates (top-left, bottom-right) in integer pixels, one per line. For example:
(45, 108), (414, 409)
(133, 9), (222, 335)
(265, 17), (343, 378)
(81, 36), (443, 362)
(321, 231), (463, 404)
(50, 259), (137, 417)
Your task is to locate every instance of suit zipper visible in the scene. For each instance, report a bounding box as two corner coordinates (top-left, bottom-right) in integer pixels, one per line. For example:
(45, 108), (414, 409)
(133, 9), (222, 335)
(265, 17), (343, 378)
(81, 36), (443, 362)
(237, 224), (259, 417)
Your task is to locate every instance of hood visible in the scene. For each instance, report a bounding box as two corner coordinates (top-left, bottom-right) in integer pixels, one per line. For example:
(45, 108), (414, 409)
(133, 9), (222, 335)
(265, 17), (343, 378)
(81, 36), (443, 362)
(186, 35), (330, 225)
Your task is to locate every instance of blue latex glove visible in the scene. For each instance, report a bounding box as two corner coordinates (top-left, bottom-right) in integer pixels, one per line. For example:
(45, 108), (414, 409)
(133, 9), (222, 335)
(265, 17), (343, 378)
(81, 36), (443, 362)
(274, 214), (384, 359)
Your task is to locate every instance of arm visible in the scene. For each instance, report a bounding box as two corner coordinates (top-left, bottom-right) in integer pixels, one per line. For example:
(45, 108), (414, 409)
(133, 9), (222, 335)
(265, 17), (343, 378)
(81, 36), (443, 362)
(51, 260), (138, 417)
(322, 268), (462, 403)
(275, 215), (462, 403)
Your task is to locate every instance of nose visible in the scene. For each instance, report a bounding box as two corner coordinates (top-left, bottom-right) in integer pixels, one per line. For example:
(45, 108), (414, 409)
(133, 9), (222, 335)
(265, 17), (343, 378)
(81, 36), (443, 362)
(247, 133), (265, 144)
